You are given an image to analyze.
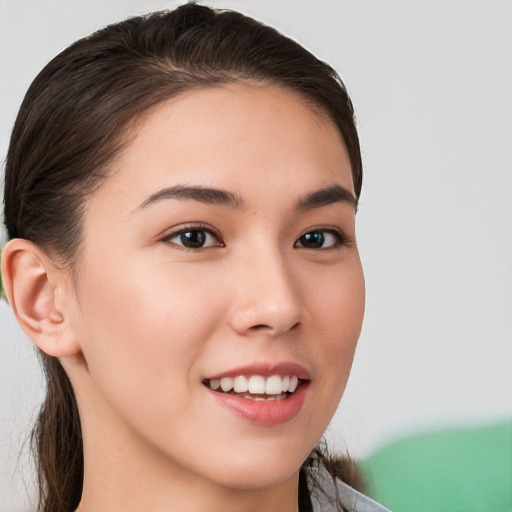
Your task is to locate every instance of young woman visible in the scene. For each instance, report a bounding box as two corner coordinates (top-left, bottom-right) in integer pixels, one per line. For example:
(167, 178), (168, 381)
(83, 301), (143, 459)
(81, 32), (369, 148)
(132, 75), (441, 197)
(1, 4), (389, 512)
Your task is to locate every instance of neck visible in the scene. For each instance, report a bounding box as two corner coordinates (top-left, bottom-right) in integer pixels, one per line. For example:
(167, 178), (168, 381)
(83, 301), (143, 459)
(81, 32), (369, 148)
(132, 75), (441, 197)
(77, 444), (300, 512)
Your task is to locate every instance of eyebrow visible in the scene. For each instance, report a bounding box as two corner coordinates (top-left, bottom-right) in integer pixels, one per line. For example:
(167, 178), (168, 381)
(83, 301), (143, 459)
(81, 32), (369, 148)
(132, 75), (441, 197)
(137, 185), (244, 210)
(296, 184), (358, 211)
(137, 183), (357, 212)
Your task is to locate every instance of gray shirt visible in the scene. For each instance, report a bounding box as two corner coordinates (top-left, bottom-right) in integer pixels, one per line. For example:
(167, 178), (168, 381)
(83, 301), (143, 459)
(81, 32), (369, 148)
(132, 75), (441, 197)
(310, 473), (391, 512)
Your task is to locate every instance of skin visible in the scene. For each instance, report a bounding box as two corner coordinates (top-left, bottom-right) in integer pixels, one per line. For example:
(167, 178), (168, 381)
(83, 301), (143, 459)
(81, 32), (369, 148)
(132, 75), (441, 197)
(3, 84), (365, 512)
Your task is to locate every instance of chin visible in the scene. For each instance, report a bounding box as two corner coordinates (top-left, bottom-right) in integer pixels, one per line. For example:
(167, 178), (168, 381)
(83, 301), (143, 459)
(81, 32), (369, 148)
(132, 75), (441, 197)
(206, 460), (302, 491)
(193, 436), (312, 491)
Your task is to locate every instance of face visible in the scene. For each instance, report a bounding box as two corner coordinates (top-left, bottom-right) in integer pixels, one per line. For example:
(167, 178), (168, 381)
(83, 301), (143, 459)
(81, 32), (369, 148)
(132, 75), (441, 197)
(66, 84), (365, 491)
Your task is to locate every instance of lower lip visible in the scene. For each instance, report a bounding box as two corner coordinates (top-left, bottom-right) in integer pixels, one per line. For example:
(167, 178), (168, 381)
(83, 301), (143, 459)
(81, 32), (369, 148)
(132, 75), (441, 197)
(205, 383), (308, 426)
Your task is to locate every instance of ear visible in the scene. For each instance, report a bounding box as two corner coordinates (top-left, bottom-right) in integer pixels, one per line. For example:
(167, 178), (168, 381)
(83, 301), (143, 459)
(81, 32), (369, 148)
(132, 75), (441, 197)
(1, 238), (80, 357)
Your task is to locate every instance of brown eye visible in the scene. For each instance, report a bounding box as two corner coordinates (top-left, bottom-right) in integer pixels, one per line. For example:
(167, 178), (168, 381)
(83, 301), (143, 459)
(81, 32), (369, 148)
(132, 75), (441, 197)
(180, 230), (207, 248)
(295, 230), (343, 249)
(166, 227), (223, 249)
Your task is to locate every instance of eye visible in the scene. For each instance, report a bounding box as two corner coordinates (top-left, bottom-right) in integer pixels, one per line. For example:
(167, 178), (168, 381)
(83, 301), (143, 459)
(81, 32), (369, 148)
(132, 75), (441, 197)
(294, 229), (345, 249)
(164, 226), (223, 250)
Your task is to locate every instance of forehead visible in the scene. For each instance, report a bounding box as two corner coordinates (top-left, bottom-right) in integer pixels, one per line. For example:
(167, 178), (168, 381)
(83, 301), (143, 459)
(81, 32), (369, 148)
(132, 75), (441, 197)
(92, 84), (353, 214)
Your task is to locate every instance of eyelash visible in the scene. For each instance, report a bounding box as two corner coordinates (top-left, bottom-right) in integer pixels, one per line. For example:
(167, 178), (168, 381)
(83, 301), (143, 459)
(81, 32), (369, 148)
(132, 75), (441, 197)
(162, 223), (224, 251)
(161, 224), (348, 251)
(294, 227), (348, 250)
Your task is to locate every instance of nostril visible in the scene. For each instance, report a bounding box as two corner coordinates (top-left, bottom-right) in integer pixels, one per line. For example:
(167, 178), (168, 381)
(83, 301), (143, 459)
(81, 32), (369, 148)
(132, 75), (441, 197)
(248, 322), (300, 333)
(250, 324), (270, 331)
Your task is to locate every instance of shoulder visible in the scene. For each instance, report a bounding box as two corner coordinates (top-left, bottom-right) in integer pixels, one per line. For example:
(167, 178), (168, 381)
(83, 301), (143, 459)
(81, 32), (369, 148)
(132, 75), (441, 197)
(310, 472), (391, 512)
(335, 480), (391, 512)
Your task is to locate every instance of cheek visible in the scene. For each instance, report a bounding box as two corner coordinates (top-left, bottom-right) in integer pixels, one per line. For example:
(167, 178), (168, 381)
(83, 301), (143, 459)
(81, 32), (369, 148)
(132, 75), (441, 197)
(307, 258), (365, 395)
(69, 259), (232, 457)
(71, 256), (226, 410)
(310, 258), (365, 345)
(78, 253), (219, 345)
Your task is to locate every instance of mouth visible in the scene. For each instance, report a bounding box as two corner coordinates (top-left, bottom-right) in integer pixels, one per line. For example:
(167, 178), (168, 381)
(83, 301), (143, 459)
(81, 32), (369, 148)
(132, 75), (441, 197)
(202, 362), (310, 425)
(202, 375), (303, 401)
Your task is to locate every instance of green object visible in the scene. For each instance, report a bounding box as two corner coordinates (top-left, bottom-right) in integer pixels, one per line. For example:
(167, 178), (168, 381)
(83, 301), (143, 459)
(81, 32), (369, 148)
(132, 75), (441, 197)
(360, 420), (512, 512)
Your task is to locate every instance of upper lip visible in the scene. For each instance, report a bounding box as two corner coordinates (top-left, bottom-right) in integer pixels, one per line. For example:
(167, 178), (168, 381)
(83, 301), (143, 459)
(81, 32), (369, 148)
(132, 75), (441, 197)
(205, 361), (310, 381)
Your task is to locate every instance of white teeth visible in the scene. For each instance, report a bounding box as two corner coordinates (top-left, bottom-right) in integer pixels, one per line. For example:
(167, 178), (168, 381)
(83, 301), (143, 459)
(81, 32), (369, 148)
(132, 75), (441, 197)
(233, 376), (249, 393)
(220, 377), (234, 392)
(265, 375), (283, 395)
(209, 375), (302, 395)
(248, 375), (266, 394)
(243, 393), (288, 401)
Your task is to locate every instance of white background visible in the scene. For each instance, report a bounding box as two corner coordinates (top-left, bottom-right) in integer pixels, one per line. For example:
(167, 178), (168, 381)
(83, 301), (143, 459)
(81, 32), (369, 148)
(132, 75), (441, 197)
(1, 1), (511, 510)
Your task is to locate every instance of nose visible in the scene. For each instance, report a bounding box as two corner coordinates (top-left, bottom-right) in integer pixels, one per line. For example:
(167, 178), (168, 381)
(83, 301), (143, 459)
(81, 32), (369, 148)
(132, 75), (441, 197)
(228, 248), (307, 338)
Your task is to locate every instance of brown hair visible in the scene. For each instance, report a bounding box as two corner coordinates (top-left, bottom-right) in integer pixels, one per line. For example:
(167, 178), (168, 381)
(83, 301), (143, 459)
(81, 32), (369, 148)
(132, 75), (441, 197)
(3, 4), (362, 511)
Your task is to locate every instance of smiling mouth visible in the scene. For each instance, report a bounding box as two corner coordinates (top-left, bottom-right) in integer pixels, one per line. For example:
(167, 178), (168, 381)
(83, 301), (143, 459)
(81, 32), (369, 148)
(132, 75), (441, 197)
(202, 375), (303, 401)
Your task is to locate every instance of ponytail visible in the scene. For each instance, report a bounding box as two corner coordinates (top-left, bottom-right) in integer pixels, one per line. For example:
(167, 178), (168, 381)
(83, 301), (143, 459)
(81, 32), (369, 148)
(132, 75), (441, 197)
(32, 355), (83, 512)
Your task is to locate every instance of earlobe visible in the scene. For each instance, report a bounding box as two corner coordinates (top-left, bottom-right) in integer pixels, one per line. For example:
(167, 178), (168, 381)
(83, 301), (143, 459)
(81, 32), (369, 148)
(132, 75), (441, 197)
(1, 238), (79, 357)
